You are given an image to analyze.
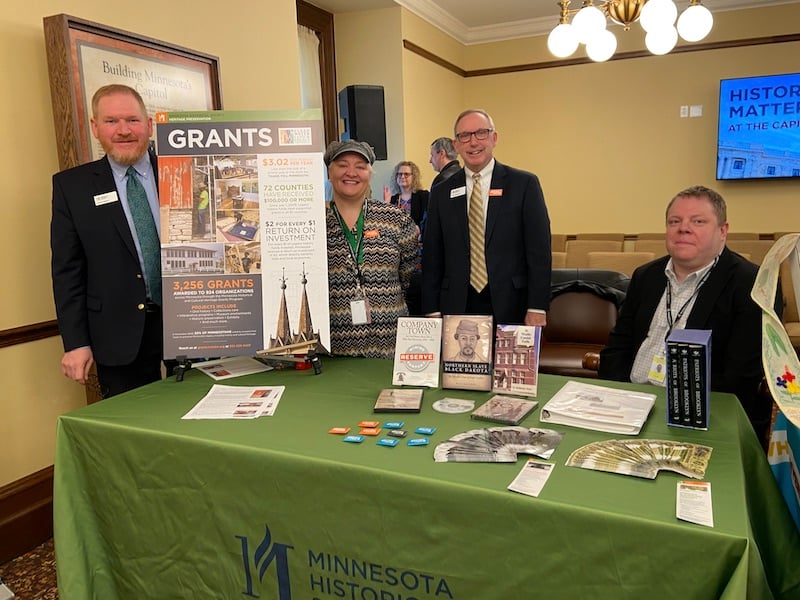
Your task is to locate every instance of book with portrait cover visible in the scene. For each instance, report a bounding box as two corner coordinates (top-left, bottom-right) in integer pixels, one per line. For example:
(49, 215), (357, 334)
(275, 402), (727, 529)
(492, 324), (542, 397)
(392, 317), (442, 387)
(470, 395), (539, 426)
(373, 388), (424, 413)
(441, 315), (493, 391)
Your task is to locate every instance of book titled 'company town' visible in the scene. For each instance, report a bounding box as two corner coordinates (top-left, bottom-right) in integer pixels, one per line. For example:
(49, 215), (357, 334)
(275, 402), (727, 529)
(392, 317), (442, 388)
(441, 315), (493, 391)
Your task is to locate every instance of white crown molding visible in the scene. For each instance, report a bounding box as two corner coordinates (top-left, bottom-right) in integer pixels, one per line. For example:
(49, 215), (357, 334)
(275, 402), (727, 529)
(396, 0), (798, 45)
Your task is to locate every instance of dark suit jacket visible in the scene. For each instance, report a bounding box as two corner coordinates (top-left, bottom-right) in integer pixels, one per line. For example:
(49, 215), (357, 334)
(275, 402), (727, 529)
(599, 247), (768, 431)
(422, 161), (551, 325)
(51, 153), (159, 366)
(431, 160), (460, 188)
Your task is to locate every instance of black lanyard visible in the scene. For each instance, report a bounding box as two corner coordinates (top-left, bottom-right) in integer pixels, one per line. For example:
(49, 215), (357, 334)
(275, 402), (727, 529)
(331, 200), (367, 287)
(664, 256), (718, 340)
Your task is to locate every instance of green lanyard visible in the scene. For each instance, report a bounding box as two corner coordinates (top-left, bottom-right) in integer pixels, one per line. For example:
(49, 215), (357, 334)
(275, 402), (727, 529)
(333, 201), (365, 265)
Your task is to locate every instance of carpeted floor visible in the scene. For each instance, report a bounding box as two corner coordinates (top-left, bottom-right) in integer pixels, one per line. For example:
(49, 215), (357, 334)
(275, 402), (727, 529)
(0, 539), (57, 599)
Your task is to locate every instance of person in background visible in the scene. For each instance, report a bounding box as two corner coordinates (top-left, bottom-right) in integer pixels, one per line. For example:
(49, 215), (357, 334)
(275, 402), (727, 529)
(325, 140), (418, 359)
(197, 182), (210, 236)
(385, 160), (428, 315)
(599, 185), (770, 441)
(422, 109), (552, 327)
(430, 137), (460, 188)
(51, 84), (166, 398)
(386, 161), (429, 228)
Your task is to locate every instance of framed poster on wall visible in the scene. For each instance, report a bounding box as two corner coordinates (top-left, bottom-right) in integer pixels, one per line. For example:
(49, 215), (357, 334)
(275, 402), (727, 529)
(43, 13), (223, 170)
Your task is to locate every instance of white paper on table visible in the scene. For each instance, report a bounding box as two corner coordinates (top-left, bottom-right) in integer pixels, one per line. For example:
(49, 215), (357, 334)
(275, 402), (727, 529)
(540, 380), (656, 435)
(192, 356), (273, 380)
(676, 480), (714, 527)
(181, 384), (285, 419)
(507, 459), (555, 497)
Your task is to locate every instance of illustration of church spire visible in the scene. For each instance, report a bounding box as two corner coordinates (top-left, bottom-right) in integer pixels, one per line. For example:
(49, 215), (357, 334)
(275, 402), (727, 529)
(269, 269), (293, 348)
(294, 264), (322, 351)
(297, 264), (315, 338)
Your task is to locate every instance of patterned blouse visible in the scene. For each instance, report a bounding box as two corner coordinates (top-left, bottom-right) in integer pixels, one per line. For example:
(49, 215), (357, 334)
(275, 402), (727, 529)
(327, 198), (418, 359)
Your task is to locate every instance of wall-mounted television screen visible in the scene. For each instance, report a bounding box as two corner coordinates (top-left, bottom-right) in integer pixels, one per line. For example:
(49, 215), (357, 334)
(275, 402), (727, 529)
(717, 72), (800, 180)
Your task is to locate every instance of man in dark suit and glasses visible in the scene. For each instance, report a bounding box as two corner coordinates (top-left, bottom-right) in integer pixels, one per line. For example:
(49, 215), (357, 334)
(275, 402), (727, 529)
(51, 84), (166, 398)
(422, 109), (552, 327)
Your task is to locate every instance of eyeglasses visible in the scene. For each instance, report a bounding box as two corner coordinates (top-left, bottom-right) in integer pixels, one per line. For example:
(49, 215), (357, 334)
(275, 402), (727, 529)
(397, 172), (413, 178)
(455, 128), (493, 143)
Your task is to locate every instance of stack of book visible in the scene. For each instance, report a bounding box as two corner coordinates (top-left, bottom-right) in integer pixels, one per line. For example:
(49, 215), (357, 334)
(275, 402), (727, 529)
(666, 329), (712, 430)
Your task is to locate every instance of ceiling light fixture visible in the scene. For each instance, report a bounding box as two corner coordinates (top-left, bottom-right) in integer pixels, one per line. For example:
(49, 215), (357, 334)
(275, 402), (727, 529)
(547, 0), (714, 62)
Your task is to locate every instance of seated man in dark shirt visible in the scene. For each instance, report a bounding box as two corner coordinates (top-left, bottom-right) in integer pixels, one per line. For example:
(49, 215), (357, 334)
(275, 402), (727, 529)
(599, 185), (771, 440)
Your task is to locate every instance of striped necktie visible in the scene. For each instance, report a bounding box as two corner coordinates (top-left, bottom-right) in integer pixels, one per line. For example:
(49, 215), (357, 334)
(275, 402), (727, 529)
(468, 172), (488, 291)
(126, 166), (161, 304)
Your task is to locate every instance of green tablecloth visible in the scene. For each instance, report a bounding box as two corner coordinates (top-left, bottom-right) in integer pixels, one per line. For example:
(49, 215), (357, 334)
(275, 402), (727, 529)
(54, 357), (800, 599)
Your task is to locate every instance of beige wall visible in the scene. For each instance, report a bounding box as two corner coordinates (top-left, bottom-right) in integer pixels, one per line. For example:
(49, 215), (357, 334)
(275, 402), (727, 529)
(0, 0), (302, 487)
(354, 3), (799, 236)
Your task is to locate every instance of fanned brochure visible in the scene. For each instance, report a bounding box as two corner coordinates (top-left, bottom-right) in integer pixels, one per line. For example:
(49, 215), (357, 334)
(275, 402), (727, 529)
(566, 439), (713, 480)
(434, 427), (564, 463)
(540, 380), (656, 435)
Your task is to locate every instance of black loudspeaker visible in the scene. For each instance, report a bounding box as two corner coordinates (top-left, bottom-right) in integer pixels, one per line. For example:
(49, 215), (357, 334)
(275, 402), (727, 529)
(338, 85), (387, 161)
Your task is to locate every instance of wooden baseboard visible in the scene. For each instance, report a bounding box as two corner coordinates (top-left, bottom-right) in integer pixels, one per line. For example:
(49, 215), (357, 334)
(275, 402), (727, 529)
(0, 466), (54, 564)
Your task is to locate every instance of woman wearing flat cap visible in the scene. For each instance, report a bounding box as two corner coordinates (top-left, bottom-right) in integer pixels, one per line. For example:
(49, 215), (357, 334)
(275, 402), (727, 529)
(324, 139), (418, 358)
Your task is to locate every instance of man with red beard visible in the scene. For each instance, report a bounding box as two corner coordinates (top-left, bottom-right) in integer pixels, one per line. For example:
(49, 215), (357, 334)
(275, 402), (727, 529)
(51, 84), (165, 397)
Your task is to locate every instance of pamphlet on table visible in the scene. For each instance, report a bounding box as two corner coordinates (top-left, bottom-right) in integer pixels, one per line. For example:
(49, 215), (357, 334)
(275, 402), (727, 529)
(507, 459), (555, 498)
(181, 384), (285, 419)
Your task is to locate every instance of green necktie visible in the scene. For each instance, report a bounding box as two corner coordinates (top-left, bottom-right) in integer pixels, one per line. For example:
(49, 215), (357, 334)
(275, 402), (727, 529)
(126, 166), (161, 304)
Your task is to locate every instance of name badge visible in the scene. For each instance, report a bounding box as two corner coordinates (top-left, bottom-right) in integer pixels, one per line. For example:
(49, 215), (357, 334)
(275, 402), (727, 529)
(648, 353), (667, 385)
(350, 298), (371, 325)
(489, 189), (503, 197)
(450, 186), (466, 198)
(94, 191), (119, 206)
(364, 229), (380, 239)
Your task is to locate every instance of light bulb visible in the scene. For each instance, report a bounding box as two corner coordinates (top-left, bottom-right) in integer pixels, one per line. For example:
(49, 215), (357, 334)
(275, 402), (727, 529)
(586, 29), (618, 62)
(547, 23), (580, 58)
(572, 5), (607, 44)
(640, 0), (678, 33)
(645, 25), (679, 55)
(677, 4), (713, 42)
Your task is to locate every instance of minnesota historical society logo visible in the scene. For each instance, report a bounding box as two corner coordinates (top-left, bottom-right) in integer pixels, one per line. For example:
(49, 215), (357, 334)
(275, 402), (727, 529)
(237, 524), (294, 598)
(237, 522), (455, 599)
